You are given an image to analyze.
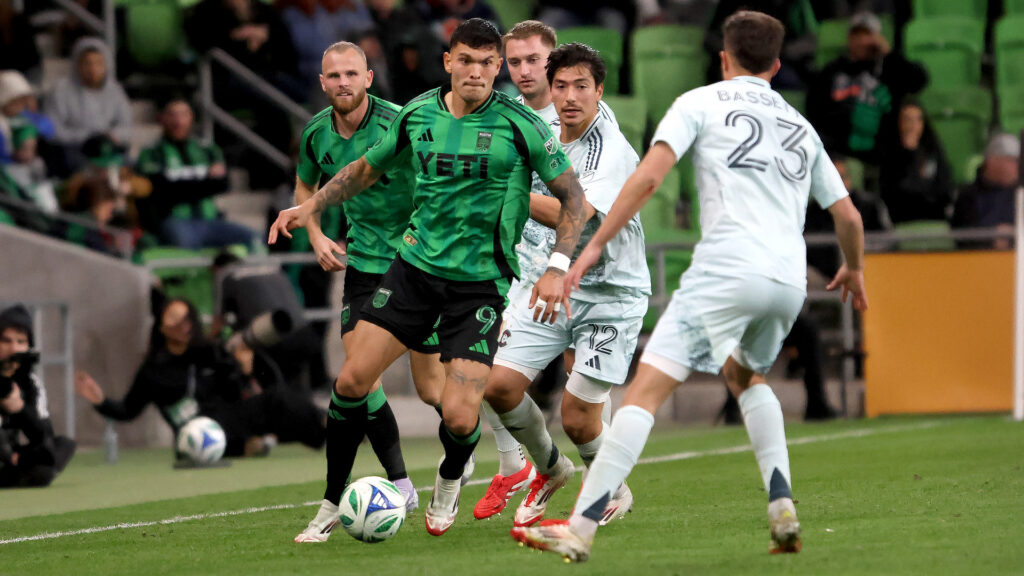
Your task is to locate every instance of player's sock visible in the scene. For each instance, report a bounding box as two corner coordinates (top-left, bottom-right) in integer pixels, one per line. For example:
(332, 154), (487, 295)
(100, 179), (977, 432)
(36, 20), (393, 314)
(738, 383), (792, 501)
(434, 404), (444, 419)
(575, 426), (605, 468)
(364, 387), (407, 481)
(323, 391), (369, 505)
(601, 400), (612, 426)
(482, 401), (527, 475)
(569, 405), (654, 542)
(438, 418), (481, 481)
(499, 395), (559, 474)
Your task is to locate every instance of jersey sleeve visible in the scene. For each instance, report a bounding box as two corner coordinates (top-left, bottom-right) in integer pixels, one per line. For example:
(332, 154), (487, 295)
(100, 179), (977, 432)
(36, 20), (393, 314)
(808, 136), (849, 209)
(296, 124), (322, 187)
(364, 108), (412, 173)
(580, 134), (639, 215)
(524, 118), (571, 183)
(651, 91), (702, 161)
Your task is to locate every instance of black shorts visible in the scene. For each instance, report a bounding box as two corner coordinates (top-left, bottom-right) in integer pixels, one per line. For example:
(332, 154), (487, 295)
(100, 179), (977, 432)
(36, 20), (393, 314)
(342, 266), (440, 354)
(360, 255), (508, 365)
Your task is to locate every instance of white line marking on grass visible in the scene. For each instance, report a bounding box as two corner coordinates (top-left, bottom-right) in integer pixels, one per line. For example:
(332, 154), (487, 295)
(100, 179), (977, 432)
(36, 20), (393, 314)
(0, 420), (942, 546)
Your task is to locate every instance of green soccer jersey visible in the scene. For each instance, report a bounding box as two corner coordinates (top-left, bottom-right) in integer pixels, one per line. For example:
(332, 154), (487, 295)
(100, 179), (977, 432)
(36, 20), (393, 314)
(364, 86), (571, 282)
(297, 95), (415, 274)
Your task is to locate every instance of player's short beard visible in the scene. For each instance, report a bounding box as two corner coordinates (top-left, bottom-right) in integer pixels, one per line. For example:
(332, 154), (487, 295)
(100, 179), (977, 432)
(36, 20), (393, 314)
(331, 89), (366, 115)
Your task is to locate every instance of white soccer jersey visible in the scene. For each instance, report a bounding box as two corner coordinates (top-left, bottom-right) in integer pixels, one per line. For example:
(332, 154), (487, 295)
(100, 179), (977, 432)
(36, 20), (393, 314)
(652, 76), (849, 291)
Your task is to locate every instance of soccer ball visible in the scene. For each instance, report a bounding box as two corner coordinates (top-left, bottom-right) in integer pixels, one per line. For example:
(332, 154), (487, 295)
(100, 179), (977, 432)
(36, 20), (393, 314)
(176, 416), (227, 465)
(338, 476), (407, 543)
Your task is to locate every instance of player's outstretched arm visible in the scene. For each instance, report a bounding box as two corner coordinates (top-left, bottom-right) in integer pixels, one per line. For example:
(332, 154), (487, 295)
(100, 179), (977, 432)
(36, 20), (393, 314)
(825, 196), (869, 311)
(294, 175), (347, 272)
(528, 193), (595, 229)
(565, 142), (676, 291)
(529, 168), (588, 324)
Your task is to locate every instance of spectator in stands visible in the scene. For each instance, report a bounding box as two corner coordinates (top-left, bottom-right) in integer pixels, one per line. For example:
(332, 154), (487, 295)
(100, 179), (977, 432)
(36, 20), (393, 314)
(0, 0), (42, 79)
(415, 0), (501, 45)
(321, 0), (376, 42)
(952, 133), (1021, 250)
(879, 100), (954, 224)
(63, 134), (152, 234)
(367, 0), (446, 104)
(0, 304), (76, 488)
(135, 97), (257, 251)
(806, 12), (928, 164)
(0, 163), (49, 233)
(64, 175), (130, 256)
(75, 298), (326, 459)
(0, 70), (56, 166)
(536, 0), (633, 36)
(5, 123), (58, 215)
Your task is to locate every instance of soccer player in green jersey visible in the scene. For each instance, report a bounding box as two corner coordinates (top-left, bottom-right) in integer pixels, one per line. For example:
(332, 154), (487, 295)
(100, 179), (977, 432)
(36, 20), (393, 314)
(269, 18), (588, 537)
(290, 42), (448, 543)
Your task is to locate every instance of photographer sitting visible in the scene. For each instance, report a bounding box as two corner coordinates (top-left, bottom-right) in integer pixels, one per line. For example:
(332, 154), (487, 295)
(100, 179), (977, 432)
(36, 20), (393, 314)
(0, 304), (76, 488)
(75, 298), (325, 461)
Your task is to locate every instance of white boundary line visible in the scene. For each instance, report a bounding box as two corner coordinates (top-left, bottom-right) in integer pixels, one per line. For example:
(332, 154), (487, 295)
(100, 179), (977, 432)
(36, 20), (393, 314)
(0, 421), (942, 546)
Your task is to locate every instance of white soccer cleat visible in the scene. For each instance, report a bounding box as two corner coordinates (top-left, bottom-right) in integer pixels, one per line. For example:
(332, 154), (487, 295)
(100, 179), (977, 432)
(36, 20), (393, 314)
(768, 497), (802, 554)
(394, 477), (419, 514)
(424, 469), (461, 536)
(294, 499), (340, 543)
(513, 454), (574, 527)
(598, 482), (633, 526)
(510, 519), (592, 563)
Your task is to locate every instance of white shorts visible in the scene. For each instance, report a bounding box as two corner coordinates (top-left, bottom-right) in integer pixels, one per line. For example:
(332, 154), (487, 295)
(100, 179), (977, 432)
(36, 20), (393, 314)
(495, 290), (647, 386)
(643, 271), (804, 375)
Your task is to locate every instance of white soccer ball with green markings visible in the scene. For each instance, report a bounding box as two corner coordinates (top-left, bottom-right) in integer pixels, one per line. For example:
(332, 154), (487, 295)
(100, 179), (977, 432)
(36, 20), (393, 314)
(338, 476), (407, 543)
(176, 416), (226, 465)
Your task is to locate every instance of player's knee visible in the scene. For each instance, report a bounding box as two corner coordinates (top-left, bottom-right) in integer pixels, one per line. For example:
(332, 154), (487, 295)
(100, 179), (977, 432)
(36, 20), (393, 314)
(442, 408), (478, 436)
(483, 378), (521, 412)
(561, 405), (599, 444)
(414, 383), (442, 407)
(334, 366), (374, 398)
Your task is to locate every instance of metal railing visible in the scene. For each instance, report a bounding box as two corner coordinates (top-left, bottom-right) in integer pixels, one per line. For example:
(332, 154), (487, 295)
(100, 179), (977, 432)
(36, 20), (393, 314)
(0, 194), (135, 259)
(197, 48), (312, 172)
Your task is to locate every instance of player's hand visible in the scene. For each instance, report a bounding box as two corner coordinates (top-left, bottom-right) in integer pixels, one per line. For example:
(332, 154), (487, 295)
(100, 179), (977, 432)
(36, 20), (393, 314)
(74, 371), (105, 405)
(530, 269), (571, 324)
(310, 230), (347, 272)
(267, 205), (312, 245)
(826, 264), (869, 311)
(564, 242), (601, 293)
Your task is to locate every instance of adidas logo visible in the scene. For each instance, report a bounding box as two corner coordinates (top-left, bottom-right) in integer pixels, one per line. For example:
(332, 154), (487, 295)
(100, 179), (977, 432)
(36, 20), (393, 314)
(469, 340), (490, 355)
(584, 355), (602, 371)
(320, 151), (335, 165)
(417, 129), (434, 142)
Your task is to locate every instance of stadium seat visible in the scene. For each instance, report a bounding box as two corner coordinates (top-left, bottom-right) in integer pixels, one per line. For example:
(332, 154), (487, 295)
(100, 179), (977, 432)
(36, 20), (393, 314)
(1007, 0), (1024, 15)
(905, 17), (985, 88)
(123, 0), (185, 69)
(998, 87), (1024, 135)
(919, 87), (993, 184)
(556, 27), (623, 94)
(601, 95), (646, 154)
(631, 25), (706, 127)
(995, 16), (1024, 90)
(489, 0), (536, 30)
(815, 19), (850, 70)
(912, 0), (988, 19)
(893, 220), (955, 252)
(137, 246), (216, 319)
(778, 89), (807, 116)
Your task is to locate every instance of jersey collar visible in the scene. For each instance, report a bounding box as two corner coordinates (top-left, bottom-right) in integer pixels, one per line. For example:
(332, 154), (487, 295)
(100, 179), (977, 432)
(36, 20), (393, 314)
(437, 82), (496, 116)
(732, 75), (771, 88)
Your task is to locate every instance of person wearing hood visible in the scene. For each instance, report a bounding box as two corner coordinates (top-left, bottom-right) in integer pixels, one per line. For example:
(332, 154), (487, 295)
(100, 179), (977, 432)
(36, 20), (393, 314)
(0, 304), (76, 488)
(44, 37), (132, 172)
(0, 70), (55, 165)
(952, 133), (1021, 250)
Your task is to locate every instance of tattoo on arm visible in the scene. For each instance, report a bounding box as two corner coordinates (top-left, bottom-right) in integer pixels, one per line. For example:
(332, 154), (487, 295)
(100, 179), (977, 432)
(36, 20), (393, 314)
(545, 169), (588, 269)
(310, 157), (380, 216)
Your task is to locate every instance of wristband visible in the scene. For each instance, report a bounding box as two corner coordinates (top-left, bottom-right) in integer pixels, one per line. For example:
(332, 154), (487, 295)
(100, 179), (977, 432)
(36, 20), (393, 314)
(547, 252), (571, 272)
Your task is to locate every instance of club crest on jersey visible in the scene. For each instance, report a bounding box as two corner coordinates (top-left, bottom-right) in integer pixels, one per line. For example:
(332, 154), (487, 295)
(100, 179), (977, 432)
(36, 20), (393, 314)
(403, 233), (417, 246)
(544, 136), (558, 155)
(476, 131), (492, 152)
(372, 288), (392, 309)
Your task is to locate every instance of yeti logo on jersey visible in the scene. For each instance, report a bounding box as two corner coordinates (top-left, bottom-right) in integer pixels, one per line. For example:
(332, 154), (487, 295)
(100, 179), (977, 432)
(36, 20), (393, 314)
(544, 136), (558, 155)
(416, 151), (489, 179)
(372, 288), (392, 309)
(476, 131), (492, 152)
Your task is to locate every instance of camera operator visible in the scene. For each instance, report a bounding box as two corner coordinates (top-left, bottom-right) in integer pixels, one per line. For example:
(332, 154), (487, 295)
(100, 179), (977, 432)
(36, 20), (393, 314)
(76, 298), (325, 461)
(0, 304), (76, 487)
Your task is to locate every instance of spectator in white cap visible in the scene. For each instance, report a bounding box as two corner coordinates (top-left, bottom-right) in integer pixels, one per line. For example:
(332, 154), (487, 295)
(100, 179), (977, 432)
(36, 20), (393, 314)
(0, 70), (55, 164)
(953, 133), (1021, 249)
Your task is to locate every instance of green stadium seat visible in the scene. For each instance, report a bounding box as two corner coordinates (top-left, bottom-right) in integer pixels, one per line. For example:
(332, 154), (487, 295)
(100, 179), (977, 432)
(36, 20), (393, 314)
(998, 87), (1024, 135)
(912, 0), (988, 19)
(631, 25), (706, 127)
(919, 87), (992, 184)
(556, 27), (623, 94)
(124, 0), (185, 69)
(815, 16), (895, 70)
(0, 208), (15, 226)
(489, 0), (536, 30)
(996, 16), (1024, 90)
(138, 246), (216, 319)
(893, 220), (955, 251)
(778, 89), (807, 116)
(601, 95), (646, 154)
(1007, 0), (1024, 15)
(905, 17), (985, 88)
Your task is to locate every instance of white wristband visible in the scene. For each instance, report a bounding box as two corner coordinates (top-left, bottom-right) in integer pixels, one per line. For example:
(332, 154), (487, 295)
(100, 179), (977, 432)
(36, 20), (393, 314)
(547, 252), (571, 273)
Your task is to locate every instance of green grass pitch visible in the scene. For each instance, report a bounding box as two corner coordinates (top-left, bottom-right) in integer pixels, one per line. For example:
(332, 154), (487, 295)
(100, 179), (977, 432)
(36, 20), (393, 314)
(1, 415), (1022, 575)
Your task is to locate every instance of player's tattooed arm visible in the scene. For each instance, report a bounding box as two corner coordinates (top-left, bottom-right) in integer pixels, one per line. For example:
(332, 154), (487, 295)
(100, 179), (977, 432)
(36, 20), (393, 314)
(311, 157), (383, 216)
(543, 167), (588, 266)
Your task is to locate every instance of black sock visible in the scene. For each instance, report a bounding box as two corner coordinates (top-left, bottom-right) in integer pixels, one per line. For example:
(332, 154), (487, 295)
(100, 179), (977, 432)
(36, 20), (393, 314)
(365, 397), (407, 481)
(437, 418), (481, 480)
(323, 391), (369, 505)
(433, 404), (444, 419)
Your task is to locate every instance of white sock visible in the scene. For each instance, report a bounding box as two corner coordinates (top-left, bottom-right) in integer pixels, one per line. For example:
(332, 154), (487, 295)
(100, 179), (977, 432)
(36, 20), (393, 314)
(738, 383), (792, 501)
(601, 399), (612, 426)
(481, 401), (526, 475)
(576, 426), (605, 468)
(570, 405), (654, 542)
(499, 395), (559, 474)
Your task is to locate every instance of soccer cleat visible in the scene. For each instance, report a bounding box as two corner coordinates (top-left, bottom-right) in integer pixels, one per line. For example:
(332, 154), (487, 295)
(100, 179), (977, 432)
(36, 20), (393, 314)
(473, 461), (537, 519)
(294, 499), (340, 543)
(394, 477), (419, 514)
(513, 454), (574, 527)
(424, 469), (461, 536)
(598, 482), (633, 526)
(768, 497), (802, 554)
(510, 519), (591, 563)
